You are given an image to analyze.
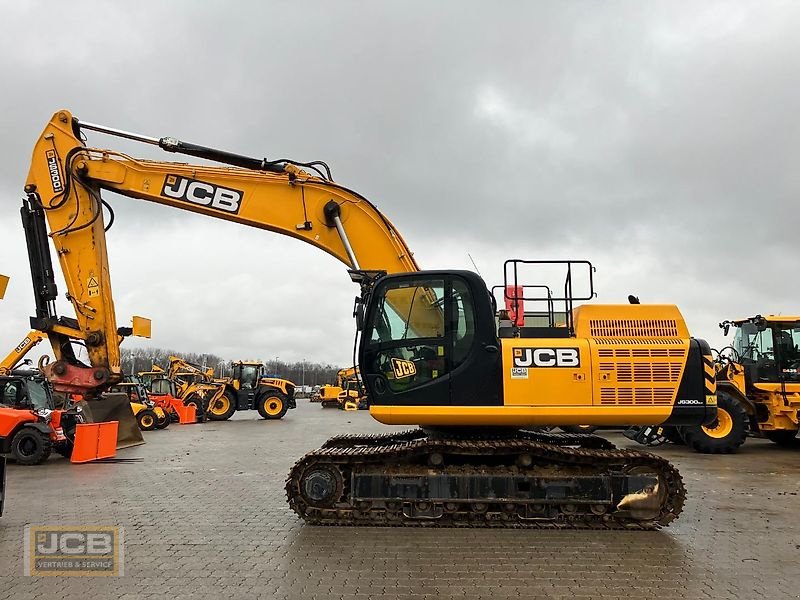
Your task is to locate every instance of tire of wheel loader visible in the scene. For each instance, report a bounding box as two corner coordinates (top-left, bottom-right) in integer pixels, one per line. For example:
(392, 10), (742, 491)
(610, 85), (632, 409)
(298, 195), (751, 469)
(681, 391), (747, 454)
(11, 428), (52, 465)
(662, 426), (686, 445)
(206, 390), (236, 421)
(137, 409), (158, 431)
(256, 392), (289, 420)
(183, 395), (205, 422)
(155, 410), (171, 430)
(763, 429), (799, 446)
(559, 425), (598, 434)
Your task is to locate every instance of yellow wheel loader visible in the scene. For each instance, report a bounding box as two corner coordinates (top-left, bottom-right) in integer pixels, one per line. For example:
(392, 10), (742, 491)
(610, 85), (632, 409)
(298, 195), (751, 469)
(162, 357), (296, 421)
(670, 316), (800, 453)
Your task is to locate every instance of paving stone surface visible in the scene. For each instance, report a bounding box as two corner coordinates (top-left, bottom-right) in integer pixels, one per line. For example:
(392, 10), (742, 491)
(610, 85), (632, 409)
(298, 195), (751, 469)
(1, 400), (799, 599)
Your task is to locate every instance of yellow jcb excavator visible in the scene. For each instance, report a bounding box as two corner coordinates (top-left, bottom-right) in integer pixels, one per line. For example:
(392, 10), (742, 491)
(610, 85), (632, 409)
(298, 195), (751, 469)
(18, 109), (717, 528)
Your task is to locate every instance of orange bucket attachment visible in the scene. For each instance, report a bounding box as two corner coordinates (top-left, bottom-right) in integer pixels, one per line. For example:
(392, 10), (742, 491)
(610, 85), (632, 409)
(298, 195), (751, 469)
(173, 404), (196, 424)
(70, 421), (119, 463)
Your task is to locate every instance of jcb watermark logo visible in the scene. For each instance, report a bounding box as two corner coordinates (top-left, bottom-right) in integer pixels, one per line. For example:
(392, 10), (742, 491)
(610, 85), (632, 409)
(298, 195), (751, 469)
(24, 525), (124, 576)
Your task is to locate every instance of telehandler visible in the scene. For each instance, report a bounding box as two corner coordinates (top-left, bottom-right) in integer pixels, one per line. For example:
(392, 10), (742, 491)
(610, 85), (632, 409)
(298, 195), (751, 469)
(0, 370), (83, 464)
(17, 109), (717, 528)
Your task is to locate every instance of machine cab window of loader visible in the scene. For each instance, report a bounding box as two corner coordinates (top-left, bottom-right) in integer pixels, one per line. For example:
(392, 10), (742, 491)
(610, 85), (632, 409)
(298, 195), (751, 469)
(24, 380), (51, 411)
(731, 322), (799, 382)
(237, 364), (260, 390)
(734, 322), (775, 380)
(0, 380), (21, 406)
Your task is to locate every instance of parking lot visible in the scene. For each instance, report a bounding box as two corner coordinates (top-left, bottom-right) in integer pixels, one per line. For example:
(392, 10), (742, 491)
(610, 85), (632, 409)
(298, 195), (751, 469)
(1, 399), (799, 600)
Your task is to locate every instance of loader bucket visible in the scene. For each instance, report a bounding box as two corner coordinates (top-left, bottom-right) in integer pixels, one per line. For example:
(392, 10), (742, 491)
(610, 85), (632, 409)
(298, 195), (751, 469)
(76, 392), (144, 448)
(70, 422), (118, 463)
(173, 403), (196, 424)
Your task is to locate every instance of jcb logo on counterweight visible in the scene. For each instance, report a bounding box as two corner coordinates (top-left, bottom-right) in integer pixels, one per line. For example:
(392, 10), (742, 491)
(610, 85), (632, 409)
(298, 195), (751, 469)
(161, 175), (243, 214)
(512, 347), (580, 368)
(391, 358), (417, 379)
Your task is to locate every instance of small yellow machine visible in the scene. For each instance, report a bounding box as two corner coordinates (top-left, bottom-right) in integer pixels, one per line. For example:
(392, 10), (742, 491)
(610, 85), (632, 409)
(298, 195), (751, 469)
(317, 366), (361, 408)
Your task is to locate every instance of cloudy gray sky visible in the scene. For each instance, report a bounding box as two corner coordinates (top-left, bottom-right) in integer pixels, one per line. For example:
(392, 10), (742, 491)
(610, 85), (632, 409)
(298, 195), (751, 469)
(2, 1), (799, 368)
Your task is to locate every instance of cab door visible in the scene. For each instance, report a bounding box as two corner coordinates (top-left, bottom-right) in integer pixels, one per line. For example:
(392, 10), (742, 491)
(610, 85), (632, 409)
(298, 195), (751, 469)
(360, 271), (502, 407)
(773, 324), (800, 402)
(361, 277), (450, 407)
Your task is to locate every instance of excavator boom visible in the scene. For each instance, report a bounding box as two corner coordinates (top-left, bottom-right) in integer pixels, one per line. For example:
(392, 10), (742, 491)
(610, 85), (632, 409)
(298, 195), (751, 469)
(24, 110), (419, 392)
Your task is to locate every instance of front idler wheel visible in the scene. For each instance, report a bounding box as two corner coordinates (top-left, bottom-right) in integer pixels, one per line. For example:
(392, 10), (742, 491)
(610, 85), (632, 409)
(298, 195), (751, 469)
(299, 465), (343, 508)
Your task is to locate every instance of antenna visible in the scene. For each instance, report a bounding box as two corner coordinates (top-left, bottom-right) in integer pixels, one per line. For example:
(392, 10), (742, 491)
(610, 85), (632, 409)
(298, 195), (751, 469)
(467, 253), (482, 276)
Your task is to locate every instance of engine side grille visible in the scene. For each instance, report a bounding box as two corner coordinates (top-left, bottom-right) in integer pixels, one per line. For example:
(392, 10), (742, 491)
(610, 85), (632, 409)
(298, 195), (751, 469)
(599, 387), (674, 406)
(590, 319), (679, 338)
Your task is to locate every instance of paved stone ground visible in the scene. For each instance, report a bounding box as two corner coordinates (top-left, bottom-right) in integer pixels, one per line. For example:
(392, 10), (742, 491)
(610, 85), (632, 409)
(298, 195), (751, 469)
(1, 400), (799, 599)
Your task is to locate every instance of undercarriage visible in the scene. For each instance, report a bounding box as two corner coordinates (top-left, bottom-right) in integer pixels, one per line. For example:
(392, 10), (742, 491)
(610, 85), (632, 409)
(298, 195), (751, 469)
(286, 429), (685, 529)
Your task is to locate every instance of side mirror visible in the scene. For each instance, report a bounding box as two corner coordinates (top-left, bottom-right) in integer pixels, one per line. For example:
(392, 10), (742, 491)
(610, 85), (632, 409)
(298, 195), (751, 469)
(353, 297), (365, 331)
(722, 323), (730, 336)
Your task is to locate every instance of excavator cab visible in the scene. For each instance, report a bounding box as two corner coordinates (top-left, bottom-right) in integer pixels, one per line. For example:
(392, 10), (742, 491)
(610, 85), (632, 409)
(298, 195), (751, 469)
(360, 270), (501, 409)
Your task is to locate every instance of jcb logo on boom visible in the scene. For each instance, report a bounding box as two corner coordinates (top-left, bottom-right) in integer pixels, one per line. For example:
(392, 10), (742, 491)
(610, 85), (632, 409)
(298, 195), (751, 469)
(391, 358), (417, 379)
(15, 337), (32, 354)
(161, 175), (243, 214)
(512, 347), (580, 368)
(45, 150), (64, 194)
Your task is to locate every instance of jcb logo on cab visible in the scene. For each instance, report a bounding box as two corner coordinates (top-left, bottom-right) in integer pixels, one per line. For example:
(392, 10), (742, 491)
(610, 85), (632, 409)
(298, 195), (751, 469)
(391, 358), (417, 379)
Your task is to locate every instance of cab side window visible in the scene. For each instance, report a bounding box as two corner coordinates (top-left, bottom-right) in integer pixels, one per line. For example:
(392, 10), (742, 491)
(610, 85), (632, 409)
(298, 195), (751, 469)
(452, 279), (475, 368)
(1, 381), (20, 406)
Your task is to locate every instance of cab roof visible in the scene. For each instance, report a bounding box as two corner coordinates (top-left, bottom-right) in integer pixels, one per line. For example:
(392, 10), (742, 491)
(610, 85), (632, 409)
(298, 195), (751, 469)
(731, 315), (800, 325)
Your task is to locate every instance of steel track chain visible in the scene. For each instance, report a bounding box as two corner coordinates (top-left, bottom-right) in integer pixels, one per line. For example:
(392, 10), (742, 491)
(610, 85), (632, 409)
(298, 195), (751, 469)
(286, 432), (685, 530)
